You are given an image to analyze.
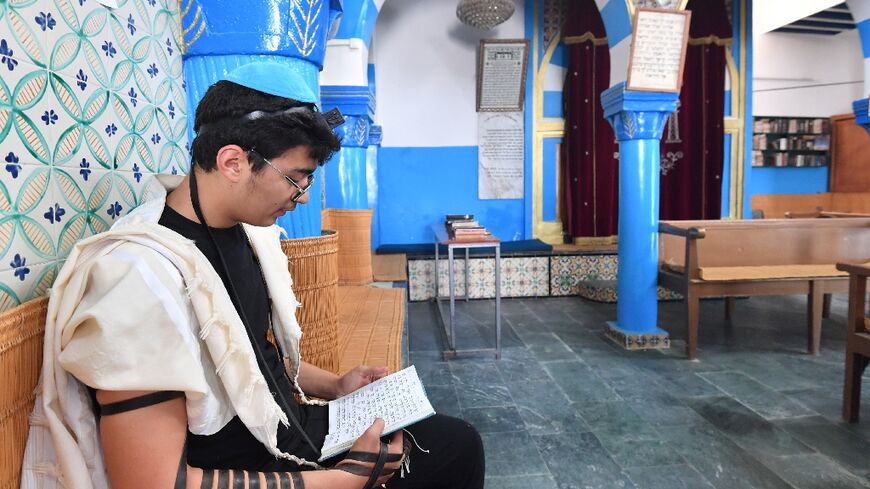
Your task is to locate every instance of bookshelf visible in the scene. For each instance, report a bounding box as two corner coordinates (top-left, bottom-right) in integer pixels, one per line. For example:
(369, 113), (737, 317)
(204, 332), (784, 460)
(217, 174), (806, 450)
(752, 116), (831, 168)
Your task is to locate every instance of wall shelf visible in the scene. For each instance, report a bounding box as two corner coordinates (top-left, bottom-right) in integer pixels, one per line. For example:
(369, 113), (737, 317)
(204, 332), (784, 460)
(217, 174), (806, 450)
(752, 116), (831, 168)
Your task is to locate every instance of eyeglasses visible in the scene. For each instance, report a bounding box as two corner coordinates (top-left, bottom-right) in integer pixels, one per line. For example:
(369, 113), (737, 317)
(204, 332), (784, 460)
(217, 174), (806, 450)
(248, 149), (315, 203)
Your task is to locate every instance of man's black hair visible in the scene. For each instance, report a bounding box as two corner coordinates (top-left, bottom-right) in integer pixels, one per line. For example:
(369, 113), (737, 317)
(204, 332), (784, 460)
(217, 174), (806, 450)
(189, 80), (341, 172)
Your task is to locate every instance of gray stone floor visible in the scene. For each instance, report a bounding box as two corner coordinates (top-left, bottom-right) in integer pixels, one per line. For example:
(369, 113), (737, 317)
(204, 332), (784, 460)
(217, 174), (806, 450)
(407, 294), (870, 489)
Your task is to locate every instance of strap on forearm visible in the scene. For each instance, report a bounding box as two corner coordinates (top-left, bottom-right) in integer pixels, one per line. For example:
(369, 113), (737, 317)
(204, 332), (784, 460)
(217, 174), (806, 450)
(198, 469), (304, 488)
(98, 391), (185, 416)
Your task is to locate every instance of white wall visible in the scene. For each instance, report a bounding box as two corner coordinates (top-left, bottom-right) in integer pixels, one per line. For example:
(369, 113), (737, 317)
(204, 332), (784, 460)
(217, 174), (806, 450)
(374, 0), (524, 147)
(753, 30), (864, 117)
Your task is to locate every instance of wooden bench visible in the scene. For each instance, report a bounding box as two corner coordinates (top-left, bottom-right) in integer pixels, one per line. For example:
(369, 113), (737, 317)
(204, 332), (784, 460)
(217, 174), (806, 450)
(751, 192), (870, 219)
(658, 218), (870, 359)
(838, 262), (870, 423)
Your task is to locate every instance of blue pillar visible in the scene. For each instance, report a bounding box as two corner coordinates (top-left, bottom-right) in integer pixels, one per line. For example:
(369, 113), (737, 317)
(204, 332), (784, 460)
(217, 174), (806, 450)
(601, 83), (678, 350)
(321, 86), (375, 209)
(853, 98), (870, 135)
(180, 0), (343, 238)
(367, 125), (382, 249)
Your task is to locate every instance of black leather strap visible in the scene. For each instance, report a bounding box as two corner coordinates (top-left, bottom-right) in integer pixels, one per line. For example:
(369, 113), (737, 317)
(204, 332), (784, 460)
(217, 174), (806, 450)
(365, 442), (389, 489)
(200, 469), (214, 489)
(265, 473), (278, 489)
(290, 472), (304, 489)
(175, 434), (188, 489)
(98, 391), (184, 416)
(233, 470), (247, 488)
(248, 471), (260, 489)
(217, 470), (229, 488)
(342, 449), (403, 464)
(278, 473), (292, 488)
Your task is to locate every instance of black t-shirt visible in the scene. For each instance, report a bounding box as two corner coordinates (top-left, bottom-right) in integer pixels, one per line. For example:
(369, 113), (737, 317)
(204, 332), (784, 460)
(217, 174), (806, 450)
(158, 205), (328, 471)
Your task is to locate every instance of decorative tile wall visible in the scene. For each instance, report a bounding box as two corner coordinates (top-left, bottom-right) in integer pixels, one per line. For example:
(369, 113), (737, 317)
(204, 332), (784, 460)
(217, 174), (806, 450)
(0, 0), (187, 312)
(550, 254), (618, 296)
(407, 256), (550, 302)
(408, 253), (682, 303)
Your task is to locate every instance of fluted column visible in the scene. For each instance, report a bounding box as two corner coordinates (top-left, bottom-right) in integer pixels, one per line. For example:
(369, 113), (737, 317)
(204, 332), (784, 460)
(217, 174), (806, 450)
(321, 87), (375, 209)
(601, 82), (678, 350)
(180, 0), (342, 238)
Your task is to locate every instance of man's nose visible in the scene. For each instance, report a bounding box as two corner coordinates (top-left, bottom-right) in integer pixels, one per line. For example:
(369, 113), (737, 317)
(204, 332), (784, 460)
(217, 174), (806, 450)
(295, 189), (311, 205)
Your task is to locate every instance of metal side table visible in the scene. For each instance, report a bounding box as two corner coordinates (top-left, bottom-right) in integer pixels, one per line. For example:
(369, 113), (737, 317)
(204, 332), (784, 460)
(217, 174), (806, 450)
(431, 224), (501, 359)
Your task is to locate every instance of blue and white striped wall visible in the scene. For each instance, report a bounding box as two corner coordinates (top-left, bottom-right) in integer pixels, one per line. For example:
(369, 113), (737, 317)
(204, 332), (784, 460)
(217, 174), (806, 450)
(848, 0), (870, 94)
(595, 0), (634, 87)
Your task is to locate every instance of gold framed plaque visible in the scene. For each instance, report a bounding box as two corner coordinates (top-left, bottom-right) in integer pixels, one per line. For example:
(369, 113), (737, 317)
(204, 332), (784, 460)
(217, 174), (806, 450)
(476, 39), (530, 112)
(626, 8), (691, 93)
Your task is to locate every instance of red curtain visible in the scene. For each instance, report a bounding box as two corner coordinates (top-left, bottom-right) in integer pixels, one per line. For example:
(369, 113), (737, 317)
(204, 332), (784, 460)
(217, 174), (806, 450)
(560, 0), (617, 239)
(659, 0), (732, 220)
(561, 0), (732, 237)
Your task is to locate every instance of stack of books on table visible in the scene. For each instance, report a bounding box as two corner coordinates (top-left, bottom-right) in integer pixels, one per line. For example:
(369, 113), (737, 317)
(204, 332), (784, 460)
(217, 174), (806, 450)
(445, 214), (492, 241)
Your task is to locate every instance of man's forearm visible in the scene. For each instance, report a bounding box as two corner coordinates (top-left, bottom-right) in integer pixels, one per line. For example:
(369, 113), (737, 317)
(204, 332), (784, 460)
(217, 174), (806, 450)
(294, 361), (341, 399)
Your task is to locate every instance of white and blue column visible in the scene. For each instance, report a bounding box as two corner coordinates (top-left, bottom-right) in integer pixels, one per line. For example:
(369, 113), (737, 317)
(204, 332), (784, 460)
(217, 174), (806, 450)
(601, 83), (678, 350)
(320, 0), (385, 247)
(848, 0), (870, 133)
(321, 87), (375, 210)
(180, 0), (343, 238)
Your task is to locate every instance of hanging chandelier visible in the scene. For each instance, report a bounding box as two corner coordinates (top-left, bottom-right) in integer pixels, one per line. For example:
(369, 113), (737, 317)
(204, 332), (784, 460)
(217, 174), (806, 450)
(456, 0), (515, 30)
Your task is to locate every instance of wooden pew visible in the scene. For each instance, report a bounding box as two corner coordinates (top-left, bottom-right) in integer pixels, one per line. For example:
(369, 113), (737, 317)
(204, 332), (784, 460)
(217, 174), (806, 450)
(838, 262), (870, 423)
(658, 218), (870, 359)
(751, 192), (870, 219)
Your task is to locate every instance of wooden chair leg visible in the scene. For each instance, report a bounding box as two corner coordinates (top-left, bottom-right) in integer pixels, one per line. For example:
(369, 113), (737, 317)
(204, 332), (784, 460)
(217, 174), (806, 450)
(807, 281), (823, 355)
(822, 293), (832, 319)
(686, 292), (699, 360)
(724, 297), (735, 320)
(843, 350), (868, 423)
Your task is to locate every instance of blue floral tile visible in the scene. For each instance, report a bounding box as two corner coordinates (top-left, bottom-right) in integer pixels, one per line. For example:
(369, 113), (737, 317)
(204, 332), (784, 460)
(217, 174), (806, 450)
(0, 0), (187, 312)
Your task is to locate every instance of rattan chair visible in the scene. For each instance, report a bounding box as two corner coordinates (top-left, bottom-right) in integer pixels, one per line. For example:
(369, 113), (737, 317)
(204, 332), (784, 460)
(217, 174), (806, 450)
(0, 297), (48, 489)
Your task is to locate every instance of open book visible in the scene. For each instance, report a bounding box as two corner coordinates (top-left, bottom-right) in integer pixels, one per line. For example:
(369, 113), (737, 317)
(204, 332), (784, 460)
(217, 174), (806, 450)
(319, 366), (435, 461)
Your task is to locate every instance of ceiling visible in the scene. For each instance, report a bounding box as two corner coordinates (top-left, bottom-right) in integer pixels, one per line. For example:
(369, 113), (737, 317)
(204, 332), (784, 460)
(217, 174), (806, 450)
(772, 2), (855, 36)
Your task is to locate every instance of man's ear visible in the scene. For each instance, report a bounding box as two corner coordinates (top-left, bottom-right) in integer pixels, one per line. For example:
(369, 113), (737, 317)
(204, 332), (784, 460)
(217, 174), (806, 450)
(213, 145), (248, 183)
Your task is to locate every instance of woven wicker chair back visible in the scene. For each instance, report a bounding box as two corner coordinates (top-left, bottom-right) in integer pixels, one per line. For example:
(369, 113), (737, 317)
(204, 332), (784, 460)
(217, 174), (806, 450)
(0, 297), (48, 489)
(280, 230), (340, 373)
(322, 209), (373, 286)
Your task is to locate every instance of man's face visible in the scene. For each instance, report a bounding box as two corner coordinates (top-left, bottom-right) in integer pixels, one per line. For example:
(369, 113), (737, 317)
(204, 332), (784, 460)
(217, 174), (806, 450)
(241, 145), (318, 226)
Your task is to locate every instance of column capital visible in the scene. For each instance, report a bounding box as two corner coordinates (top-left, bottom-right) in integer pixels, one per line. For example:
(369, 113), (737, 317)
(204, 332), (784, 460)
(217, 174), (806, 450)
(853, 98), (870, 136)
(182, 0), (343, 70)
(368, 124), (383, 146)
(334, 115), (371, 148)
(321, 84), (375, 118)
(600, 82), (679, 141)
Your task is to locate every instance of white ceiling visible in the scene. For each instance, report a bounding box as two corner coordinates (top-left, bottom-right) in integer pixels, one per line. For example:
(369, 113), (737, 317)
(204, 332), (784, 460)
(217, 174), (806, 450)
(753, 0), (845, 36)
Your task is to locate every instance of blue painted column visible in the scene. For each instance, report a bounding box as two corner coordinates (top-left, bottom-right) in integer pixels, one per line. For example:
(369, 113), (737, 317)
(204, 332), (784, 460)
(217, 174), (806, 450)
(321, 86), (374, 209)
(601, 82), (678, 350)
(367, 125), (382, 249)
(854, 98), (870, 135)
(180, 0), (343, 238)
(847, 1), (870, 134)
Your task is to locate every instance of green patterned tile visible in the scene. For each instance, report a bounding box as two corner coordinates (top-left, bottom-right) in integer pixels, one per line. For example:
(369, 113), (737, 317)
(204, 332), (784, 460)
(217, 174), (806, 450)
(0, 0), (186, 312)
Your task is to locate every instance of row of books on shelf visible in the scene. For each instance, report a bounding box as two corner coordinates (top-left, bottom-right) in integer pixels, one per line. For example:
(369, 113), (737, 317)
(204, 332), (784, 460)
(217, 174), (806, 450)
(752, 134), (830, 151)
(751, 151), (829, 168)
(444, 214), (493, 241)
(753, 117), (830, 134)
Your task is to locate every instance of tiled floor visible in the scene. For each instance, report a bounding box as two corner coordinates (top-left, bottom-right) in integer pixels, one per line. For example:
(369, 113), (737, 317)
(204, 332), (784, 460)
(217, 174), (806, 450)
(407, 294), (870, 489)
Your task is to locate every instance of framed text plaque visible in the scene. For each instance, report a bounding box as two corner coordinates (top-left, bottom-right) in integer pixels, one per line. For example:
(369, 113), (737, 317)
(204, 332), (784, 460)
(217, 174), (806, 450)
(477, 39), (530, 112)
(626, 8), (691, 92)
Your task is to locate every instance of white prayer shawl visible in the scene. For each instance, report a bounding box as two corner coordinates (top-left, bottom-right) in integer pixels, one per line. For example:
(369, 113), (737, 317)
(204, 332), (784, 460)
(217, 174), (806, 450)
(21, 176), (321, 489)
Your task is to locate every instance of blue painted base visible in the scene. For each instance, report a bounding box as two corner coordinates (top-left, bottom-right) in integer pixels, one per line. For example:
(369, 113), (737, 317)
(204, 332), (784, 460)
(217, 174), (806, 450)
(605, 321), (670, 351)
